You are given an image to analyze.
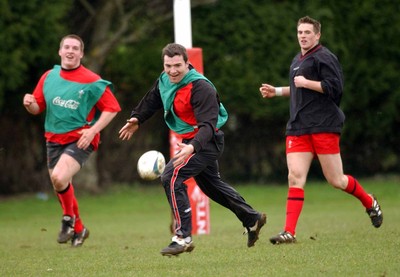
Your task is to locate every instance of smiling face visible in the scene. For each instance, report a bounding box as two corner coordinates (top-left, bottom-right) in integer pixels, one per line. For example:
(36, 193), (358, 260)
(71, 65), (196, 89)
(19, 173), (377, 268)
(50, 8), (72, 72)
(297, 23), (321, 55)
(163, 54), (189, 83)
(58, 37), (84, 69)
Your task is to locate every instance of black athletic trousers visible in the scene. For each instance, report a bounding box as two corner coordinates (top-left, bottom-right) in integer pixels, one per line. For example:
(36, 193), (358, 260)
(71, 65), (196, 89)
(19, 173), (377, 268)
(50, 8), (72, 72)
(161, 130), (260, 238)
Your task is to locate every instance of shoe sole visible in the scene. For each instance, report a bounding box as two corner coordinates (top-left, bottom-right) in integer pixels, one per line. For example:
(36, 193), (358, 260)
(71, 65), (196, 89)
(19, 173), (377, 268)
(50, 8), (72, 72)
(57, 230), (74, 244)
(248, 213), (267, 247)
(367, 195), (383, 228)
(161, 244), (195, 257)
(269, 237), (297, 245)
(57, 216), (75, 243)
(71, 229), (90, 247)
(269, 232), (297, 245)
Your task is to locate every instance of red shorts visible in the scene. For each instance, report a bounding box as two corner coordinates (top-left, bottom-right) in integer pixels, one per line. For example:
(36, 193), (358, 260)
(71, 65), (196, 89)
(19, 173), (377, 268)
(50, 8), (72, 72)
(286, 133), (340, 155)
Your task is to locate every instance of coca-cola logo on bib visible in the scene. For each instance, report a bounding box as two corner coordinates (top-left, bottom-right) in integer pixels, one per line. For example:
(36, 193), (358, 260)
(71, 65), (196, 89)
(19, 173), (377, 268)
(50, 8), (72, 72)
(52, 97), (80, 110)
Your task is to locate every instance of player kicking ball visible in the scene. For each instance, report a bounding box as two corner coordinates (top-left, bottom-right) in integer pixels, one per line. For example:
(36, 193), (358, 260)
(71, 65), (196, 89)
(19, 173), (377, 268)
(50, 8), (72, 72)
(119, 43), (267, 256)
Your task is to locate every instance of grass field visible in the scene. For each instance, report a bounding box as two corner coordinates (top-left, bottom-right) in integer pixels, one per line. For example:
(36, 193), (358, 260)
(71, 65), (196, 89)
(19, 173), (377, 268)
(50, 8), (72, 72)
(0, 177), (399, 277)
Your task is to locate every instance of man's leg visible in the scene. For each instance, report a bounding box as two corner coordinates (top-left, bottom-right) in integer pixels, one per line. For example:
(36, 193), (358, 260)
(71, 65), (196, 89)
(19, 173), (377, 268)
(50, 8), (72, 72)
(319, 154), (383, 228)
(194, 166), (266, 247)
(48, 142), (92, 245)
(160, 158), (196, 256)
(50, 154), (81, 214)
(49, 154), (80, 243)
(194, 161), (260, 228)
(270, 152), (313, 244)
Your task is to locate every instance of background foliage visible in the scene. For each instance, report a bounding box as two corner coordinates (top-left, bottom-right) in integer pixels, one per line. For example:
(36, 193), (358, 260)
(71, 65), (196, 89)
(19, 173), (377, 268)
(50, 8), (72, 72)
(1, 0), (399, 194)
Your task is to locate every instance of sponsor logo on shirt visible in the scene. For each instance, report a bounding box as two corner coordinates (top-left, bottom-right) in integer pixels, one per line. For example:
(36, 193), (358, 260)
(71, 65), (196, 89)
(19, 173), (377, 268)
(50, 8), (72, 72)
(52, 96), (80, 110)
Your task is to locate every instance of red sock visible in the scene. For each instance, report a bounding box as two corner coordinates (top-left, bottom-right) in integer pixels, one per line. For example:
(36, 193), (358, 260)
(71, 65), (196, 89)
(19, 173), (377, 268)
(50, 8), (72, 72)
(344, 175), (373, 208)
(284, 187), (304, 235)
(56, 193), (65, 211)
(73, 196), (84, 233)
(57, 183), (74, 217)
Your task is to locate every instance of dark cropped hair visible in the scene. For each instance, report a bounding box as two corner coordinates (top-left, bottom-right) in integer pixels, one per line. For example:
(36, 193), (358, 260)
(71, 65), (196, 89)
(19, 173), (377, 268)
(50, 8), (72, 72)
(60, 34), (84, 52)
(161, 43), (188, 62)
(298, 16), (321, 34)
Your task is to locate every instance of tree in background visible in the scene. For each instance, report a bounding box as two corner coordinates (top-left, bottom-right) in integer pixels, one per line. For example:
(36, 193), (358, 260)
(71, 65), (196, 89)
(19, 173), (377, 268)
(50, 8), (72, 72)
(329, 0), (400, 174)
(0, 0), (71, 194)
(191, 0), (400, 180)
(1, 0), (399, 194)
(0, 0), (217, 194)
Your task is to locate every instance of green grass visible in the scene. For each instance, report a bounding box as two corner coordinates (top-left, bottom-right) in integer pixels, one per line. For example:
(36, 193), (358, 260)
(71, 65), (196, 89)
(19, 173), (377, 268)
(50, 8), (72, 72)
(0, 178), (399, 277)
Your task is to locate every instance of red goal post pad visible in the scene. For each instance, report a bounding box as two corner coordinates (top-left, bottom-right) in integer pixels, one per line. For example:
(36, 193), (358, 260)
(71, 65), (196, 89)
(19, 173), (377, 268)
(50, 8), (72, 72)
(187, 48), (204, 74)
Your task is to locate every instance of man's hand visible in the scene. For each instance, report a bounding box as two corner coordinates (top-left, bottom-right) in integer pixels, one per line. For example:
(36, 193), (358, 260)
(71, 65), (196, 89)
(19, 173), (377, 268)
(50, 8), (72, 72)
(294, 76), (308, 88)
(259, 83), (278, 98)
(77, 128), (96, 150)
(119, 118), (140, 140)
(23, 94), (40, 114)
(172, 143), (194, 167)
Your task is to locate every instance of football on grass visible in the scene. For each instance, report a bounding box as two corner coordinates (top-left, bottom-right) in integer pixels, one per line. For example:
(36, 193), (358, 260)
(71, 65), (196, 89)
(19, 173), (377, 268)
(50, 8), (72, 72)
(137, 150), (166, 180)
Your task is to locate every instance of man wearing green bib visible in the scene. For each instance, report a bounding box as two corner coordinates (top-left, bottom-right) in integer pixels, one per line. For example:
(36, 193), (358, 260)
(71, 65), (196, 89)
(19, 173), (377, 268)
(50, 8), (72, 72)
(23, 34), (121, 247)
(119, 43), (266, 256)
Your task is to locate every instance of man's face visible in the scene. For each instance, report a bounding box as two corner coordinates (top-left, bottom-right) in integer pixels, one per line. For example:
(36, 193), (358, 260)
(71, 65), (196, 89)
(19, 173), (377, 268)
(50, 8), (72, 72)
(58, 38), (83, 69)
(163, 55), (189, 83)
(297, 23), (320, 53)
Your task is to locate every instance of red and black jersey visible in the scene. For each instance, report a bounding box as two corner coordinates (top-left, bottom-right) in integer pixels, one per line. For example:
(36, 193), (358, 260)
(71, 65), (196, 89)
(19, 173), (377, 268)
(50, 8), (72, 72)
(287, 44), (345, 136)
(130, 70), (221, 153)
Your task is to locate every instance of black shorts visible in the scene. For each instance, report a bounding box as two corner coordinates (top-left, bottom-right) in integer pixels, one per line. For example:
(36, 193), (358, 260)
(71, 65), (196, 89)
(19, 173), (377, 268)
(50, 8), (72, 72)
(46, 142), (94, 169)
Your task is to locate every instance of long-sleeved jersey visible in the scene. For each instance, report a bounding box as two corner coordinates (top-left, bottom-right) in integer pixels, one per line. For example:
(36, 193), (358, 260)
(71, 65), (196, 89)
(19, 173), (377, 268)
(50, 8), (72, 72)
(130, 68), (227, 153)
(287, 44), (345, 136)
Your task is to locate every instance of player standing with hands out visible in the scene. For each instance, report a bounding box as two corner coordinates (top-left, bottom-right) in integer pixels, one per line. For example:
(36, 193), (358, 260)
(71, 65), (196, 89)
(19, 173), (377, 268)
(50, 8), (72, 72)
(119, 43), (266, 256)
(259, 16), (383, 244)
(23, 34), (121, 247)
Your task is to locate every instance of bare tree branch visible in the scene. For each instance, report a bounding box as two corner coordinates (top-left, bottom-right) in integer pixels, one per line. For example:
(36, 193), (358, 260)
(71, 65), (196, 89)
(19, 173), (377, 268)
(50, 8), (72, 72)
(70, 0), (218, 188)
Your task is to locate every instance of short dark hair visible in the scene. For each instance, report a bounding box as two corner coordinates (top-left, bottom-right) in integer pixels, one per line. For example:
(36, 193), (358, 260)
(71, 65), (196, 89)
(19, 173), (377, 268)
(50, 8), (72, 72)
(60, 34), (84, 52)
(161, 43), (188, 62)
(298, 16), (321, 34)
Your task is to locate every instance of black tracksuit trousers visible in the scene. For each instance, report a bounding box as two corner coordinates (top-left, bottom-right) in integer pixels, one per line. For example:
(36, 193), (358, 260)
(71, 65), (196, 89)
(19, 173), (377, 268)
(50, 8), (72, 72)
(160, 130), (260, 238)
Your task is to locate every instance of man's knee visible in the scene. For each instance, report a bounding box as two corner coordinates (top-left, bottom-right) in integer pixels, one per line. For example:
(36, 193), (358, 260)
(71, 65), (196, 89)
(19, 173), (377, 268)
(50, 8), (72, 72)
(50, 171), (68, 191)
(288, 170), (307, 187)
(326, 175), (347, 189)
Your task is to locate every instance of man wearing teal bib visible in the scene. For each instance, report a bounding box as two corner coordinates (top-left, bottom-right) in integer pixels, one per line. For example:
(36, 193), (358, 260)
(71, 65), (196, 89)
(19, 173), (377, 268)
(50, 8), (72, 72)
(119, 43), (266, 256)
(23, 34), (121, 247)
